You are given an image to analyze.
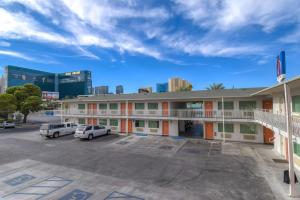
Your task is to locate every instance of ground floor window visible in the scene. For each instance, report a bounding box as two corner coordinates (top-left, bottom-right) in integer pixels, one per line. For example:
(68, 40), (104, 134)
(292, 96), (300, 113)
(99, 119), (107, 126)
(135, 120), (145, 127)
(148, 120), (159, 128)
(218, 123), (234, 133)
(78, 118), (85, 125)
(240, 124), (256, 134)
(110, 119), (118, 126)
(294, 142), (300, 157)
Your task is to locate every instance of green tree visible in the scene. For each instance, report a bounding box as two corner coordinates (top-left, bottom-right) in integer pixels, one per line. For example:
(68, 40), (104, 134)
(206, 83), (225, 91)
(0, 94), (17, 119)
(6, 84), (42, 123)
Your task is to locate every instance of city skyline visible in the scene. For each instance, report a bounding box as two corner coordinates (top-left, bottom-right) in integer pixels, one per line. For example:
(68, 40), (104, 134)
(0, 1), (300, 93)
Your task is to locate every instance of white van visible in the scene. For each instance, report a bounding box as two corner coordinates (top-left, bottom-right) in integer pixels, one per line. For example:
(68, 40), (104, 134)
(74, 125), (111, 140)
(40, 123), (77, 138)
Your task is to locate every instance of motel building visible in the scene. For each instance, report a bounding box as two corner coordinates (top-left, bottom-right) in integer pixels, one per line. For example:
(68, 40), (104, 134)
(60, 77), (300, 170)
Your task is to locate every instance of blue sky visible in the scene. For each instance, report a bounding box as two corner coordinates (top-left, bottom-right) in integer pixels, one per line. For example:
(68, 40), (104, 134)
(0, 0), (300, 93)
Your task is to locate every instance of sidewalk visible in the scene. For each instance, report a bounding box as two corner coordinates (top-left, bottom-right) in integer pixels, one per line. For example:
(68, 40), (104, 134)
(223, 142), (300, 200)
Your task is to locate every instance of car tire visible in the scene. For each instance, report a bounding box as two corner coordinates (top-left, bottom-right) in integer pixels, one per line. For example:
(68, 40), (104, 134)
(107, 130), (111, 135)
(53, 132), (59, 138)
(88, 134), (93, 140)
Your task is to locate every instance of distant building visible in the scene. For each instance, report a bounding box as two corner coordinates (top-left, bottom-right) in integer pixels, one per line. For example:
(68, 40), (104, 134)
(116, 85), (124, 94)
(1, 65), (92, 99)
(0, 76), (4, 93)
(95, 86), (109, 94)
(138, 87), (152, 94)
(168, 77), (192, 92)
(156, 83), (168, 93)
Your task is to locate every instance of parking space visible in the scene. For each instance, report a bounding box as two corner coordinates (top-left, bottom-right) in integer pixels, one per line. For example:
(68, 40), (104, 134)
(0, 131), (292, 199)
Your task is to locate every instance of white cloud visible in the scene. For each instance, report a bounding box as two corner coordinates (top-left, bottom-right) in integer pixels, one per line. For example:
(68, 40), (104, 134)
(0, 50), (34, 60)
(173, 0), (300, 32)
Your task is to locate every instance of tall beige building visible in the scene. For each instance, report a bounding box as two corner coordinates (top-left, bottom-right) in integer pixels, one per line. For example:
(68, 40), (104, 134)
(168, 77), (191, 92)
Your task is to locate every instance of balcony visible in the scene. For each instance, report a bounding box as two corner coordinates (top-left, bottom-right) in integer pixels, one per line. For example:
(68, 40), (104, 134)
(254, 110), (300, 137)
(59, 109), (255, 120)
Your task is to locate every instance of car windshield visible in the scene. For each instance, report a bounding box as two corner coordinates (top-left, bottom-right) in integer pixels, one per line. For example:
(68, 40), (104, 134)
(77, 126), (86, 131)
(40, 124), (49, 130)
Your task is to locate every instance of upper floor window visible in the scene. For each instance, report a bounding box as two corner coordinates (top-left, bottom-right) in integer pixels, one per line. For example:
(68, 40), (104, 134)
(218, 101), (234, 110)
(148, 103), (158, 110)
(78, 104), (85, 110)
(135, 103), (145, 110)
(109, 103), (118, 110)
(239, 101), (256, 110)
(294, 142), (300, 157)
(292, 96), (300, 113)
(99, 103), (107, 110)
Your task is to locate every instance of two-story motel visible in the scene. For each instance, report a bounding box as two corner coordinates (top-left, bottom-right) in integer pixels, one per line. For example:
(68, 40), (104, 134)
(60, 77), (300, 170)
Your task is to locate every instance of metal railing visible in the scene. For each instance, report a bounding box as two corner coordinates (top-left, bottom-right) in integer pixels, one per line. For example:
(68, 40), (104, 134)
(254, 109), (300, 137)
(58, 109), (255, 120)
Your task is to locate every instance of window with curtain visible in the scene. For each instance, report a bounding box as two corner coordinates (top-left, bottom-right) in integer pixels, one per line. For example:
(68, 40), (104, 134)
(99, 119), (107, 126)
(148, 103), (158, 110)
(109, 103), (118, 110)
(135, 120), (145, 127)
(110, 119), (118, 126)
(239, 101), (256, 110)
(218, 101), (234, 110)
(78, 104), (85, 110)
(99, 103), (107, 110)
(292, 96), (300, 113)
(135, 103), (145, 110)
(218, 123), (234, 133)
(148, 120), (159, 128)
(240, 124), (256, 134)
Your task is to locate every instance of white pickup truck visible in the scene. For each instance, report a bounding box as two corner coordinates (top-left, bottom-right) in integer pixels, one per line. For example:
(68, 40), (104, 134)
(40, 122), (77, 138)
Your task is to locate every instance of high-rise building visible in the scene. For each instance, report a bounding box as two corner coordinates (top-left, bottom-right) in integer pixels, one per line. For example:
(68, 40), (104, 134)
(168, 77), (192, 92)
(156, 83), (168, 93)
(1, 65), (92, 99)
(138, 87), (152, 94)
(95, 86), (109, 94)
(116, 85), (124, 94)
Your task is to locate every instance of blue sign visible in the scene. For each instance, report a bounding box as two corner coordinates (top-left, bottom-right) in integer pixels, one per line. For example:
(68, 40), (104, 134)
(276, 50), (286, 82)
(4, 174), (35, 186)
(58, 189), (92, 200)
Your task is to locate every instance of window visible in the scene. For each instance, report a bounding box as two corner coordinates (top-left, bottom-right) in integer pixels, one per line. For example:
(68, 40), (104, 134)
(148, 120), (159, 128)
(218, 101), (234, 110)
(294, 142), (300, 157)
(135, 120), (145, 127)
(110, 119), (118, 126)
(86, 126), (92, 131)
(109, 103), (118, 110)
(100, 126), (105, 129)
(99, 119), (107, 126)
(239, 101), (256, 110)
(218, 123), (234, 133)
(78, 104), (85, 110)
(99, 103), (107, 110)
(292, 96), (300, 113)
(135, 103), (145, 110)
(148, 103), (158, 110)
(78, 118), (85, 124)
(240, 124), (256, 134)
(94, 126), (100, 130)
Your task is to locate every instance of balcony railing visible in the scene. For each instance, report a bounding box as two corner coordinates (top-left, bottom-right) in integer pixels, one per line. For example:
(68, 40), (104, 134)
(254, 110), (300, 137)
(59, 109), (255, 120)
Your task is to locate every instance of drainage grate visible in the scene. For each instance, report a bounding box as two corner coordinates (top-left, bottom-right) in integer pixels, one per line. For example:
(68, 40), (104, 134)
(159, 145), (173, 150)
(272, 159), (288, 163)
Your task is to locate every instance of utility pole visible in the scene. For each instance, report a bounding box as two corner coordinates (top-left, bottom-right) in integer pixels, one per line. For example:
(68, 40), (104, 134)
(284, 82), (295, 197)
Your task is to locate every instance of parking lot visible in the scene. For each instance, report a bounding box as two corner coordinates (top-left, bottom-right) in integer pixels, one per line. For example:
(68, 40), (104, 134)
(0, 129), (298, 200)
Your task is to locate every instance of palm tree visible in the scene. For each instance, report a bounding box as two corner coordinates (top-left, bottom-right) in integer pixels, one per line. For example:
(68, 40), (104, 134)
(206, 83), (225, 91)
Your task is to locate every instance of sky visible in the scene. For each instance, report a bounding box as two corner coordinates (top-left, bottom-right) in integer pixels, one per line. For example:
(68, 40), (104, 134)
(0, 0), (300, 93)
